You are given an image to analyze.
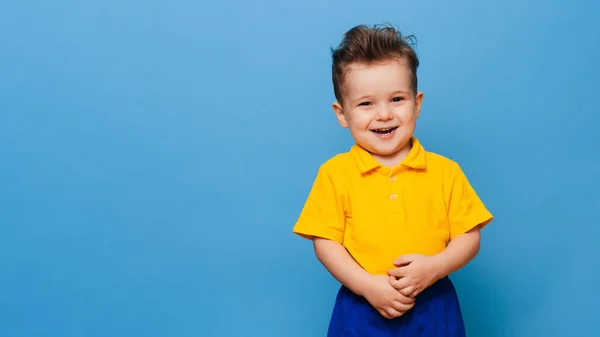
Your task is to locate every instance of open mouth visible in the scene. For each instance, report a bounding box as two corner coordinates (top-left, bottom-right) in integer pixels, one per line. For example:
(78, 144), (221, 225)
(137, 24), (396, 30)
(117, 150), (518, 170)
(371, 126), (398, 137)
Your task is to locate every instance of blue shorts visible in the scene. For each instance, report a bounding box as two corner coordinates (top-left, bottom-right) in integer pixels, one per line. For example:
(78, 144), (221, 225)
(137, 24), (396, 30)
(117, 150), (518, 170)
(327, 277), (466, 337)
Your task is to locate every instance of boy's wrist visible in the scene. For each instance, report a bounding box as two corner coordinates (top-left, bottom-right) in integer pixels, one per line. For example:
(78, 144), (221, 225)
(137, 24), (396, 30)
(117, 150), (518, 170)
(350, 272), (372, 297)
(341, 268), (375, 297)
(430, 254), (450, 280)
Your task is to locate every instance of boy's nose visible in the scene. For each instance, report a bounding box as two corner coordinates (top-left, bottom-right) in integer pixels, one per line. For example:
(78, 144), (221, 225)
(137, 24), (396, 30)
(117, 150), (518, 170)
(375, 105), (393, 120)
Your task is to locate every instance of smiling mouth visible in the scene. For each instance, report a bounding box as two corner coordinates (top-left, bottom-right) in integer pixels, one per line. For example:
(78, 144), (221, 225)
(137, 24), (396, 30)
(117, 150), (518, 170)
(371, 126), (398, 135)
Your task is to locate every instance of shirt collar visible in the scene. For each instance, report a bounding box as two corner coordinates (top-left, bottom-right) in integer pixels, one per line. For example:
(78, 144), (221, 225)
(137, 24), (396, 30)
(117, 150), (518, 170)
(351, 137), (427, 173)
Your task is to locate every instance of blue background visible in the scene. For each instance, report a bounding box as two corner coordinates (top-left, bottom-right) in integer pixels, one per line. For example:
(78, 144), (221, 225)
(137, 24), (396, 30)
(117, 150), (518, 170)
(1, 1), (599, 336)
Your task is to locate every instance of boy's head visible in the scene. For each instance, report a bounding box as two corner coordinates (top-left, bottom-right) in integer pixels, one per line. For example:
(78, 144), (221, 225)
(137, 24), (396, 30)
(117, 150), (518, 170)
(330, 24), (424, 166)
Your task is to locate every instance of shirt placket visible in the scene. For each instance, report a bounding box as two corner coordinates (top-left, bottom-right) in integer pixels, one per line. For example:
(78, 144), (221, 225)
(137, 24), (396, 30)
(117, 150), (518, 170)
(387, 167), (404, 213)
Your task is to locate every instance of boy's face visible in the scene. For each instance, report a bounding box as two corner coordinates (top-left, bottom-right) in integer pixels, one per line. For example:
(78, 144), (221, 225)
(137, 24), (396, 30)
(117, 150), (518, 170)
(333, 59), (423, 166)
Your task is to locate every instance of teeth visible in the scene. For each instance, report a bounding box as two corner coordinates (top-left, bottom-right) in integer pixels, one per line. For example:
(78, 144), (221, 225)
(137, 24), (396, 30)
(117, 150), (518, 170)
(373, 127), (396, 132)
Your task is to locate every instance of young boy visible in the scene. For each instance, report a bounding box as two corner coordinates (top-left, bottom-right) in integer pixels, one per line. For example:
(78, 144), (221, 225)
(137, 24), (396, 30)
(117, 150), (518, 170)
(292, 24), (493, 336)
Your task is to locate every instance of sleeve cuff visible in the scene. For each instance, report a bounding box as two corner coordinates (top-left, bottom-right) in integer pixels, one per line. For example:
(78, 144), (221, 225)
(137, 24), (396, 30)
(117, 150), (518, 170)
(450, 211), (494, 240)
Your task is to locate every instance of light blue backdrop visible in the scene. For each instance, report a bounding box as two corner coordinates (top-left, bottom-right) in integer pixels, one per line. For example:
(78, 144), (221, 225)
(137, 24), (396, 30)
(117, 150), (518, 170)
(1, 1), (599, 336)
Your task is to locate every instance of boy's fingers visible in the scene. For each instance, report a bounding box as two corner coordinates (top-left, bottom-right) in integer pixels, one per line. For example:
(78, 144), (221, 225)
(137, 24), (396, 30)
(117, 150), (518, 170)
(390, 276), (412, 290)
(379, 309), (393, 319)
(391, 300), (412, 313)
(393, 254), (418, 266)
(387, 268), (407, 278)
(400, 286), (415, 297)
(385, 307), (403, 319)
(389, 276), (401, 288)
(394, 292), (415, 304)
(393, 257), (409, 266)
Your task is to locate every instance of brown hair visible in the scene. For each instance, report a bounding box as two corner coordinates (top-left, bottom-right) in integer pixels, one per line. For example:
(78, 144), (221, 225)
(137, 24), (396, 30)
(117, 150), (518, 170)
(331, 24), (419, 104)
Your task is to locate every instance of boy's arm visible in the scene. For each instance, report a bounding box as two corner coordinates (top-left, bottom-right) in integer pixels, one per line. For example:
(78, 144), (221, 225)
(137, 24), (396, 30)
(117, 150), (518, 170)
(430, 224), (482, 278)
(313, 238), (371, 295)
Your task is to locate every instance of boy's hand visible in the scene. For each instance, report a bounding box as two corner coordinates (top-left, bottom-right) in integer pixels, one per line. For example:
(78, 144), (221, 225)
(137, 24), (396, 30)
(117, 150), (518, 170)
(387, 254), (441, 298)
(361, 275), (415, 319)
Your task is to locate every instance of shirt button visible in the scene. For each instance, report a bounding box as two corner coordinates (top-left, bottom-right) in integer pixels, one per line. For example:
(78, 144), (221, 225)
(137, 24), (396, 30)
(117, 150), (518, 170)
(390, 176), (396, 182)
(390, 194), (397, 200)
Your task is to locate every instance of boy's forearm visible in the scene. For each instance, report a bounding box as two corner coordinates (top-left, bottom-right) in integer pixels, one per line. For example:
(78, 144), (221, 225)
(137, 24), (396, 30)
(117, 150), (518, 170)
(432, 227), (482, 279)
(313, 238), (371, 296)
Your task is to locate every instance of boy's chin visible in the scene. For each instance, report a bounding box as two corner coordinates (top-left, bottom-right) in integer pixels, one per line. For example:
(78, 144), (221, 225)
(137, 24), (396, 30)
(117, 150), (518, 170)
(365, 146), (401, 157)
(372, 149), (401, 157)
(365, 143), (413, 159)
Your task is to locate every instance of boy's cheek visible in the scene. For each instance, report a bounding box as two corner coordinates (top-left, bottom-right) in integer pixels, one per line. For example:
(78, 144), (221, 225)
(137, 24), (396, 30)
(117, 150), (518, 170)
(349, 116), (374, 129)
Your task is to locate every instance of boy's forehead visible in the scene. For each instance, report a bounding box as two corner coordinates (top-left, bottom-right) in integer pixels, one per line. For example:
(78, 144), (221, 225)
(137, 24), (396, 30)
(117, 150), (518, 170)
(343, 59), (413, 97)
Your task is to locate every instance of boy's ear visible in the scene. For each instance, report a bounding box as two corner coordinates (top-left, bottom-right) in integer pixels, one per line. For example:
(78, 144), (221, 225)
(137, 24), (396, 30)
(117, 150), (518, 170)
(332, 102), (349, 128)
(415, 91), (424, 118)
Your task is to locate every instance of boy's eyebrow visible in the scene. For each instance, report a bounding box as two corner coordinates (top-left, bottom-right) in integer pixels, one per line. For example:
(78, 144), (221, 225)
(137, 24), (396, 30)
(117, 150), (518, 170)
(353, 90), (409, 102)
(353, 95), (373, 102)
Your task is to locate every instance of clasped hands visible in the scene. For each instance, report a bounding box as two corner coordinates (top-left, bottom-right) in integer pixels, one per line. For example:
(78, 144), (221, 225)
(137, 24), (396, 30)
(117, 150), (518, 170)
(362, 254), (442, 320)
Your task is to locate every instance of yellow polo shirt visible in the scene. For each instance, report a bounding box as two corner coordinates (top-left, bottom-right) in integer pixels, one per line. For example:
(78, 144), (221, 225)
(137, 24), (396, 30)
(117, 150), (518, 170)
(293, 137), (493, 275)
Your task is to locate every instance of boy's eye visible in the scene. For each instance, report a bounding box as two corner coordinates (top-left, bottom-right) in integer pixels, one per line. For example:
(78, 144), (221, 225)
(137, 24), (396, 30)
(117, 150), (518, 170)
(392, 97), (403, 102)
(358, 102), (372, 106)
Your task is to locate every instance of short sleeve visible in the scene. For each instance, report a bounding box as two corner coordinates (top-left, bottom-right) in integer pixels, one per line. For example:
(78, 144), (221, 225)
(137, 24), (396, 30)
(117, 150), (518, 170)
(292, 164), (347, 243)
(445, 162), (493, 240)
